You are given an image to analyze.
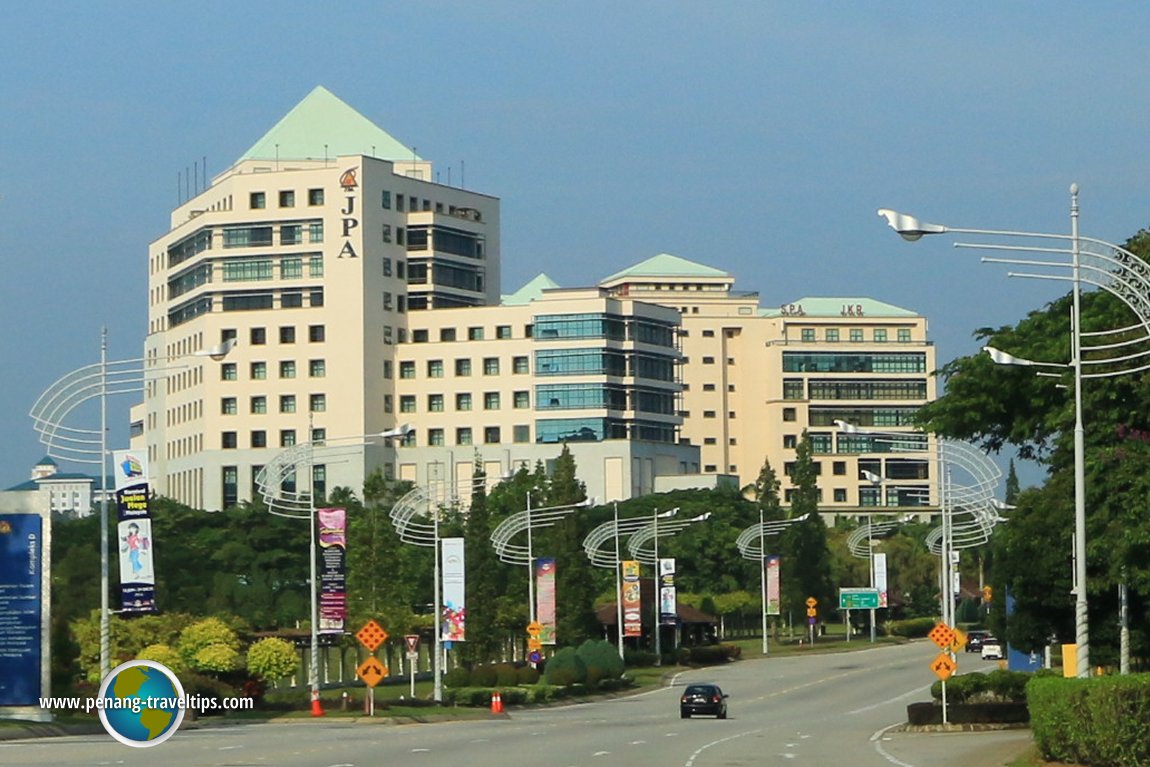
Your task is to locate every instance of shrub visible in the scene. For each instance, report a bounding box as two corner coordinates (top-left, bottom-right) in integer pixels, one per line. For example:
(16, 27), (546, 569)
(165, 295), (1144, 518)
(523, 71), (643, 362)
(543, 647), (587, 686)
(576, 639), (624, 685)
(178, 618), (240, 666)
(623, 649), (657, 668)
(516, 665), (540, 685)
(471, 664), (498, 687)
(494, 663), (519, 688)
(443, 666), (471, 688)
(930, 670), (1032, 704)
(1028, 674), (1150, 767)
(193, 644), (242, 674)
(136, 643), (185, 674)
(884, 617), (937, 638)
(181, 673), (238, 713)
(245, 637), (298, 682)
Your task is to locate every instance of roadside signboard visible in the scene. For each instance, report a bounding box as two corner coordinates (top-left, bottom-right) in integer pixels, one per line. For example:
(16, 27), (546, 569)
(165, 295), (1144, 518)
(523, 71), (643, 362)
(357, 657), (387, 687)
(930, 652), (957, 681)
(928, 622), (956, 650)
(839, 588), (881, 610)
(356, 620), (388, 652)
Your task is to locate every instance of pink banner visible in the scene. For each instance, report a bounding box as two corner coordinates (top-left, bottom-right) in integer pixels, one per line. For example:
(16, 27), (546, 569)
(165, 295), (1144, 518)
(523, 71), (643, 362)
(765, 555), (780, 616)
(317, 508), (347, 634)
(535, 558), (557, 645)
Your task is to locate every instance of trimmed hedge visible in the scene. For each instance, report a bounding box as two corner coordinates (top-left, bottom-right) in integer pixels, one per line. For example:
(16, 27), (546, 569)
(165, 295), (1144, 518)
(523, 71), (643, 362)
(885, 617), (937, 638)
(1027, 674), (1150, 767)
(929, 669), (1036, 704)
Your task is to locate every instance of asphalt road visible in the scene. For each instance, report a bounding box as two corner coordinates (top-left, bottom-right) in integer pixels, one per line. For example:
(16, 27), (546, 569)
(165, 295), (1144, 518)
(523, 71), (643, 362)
(0, 641), (1030, 767)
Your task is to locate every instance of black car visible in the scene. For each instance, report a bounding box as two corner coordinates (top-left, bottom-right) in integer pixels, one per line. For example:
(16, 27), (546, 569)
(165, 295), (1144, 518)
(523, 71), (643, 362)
(965, 630), (991, 653)
(680, 683), (728, 719)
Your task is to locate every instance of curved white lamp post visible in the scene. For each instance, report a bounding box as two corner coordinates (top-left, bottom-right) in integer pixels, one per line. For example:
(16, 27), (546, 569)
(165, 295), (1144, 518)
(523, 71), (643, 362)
(879, 185), (1150, 677)
(736, 514), (808, 654)
(29, 331), (234, 681)
(255, 423), (412, 705)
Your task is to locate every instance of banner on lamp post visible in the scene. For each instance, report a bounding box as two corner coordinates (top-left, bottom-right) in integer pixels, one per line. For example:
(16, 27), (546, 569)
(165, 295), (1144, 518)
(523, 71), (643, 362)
(535, 558), (557, 645)
(873, 552), (888, 608)
(316, 508), (347, 634)
(441, 537), (466, 641)
(114, 450), (156, 615)
(658, 558), (677, 626)
(765, 555), (781, 616)
(622, 560), (642, 637)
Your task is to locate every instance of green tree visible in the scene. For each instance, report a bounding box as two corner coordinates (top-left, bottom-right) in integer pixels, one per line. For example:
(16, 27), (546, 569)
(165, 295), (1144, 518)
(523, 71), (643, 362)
(246, 637), (299, 681)
(781, 431), (834, 617)
(545, 445), (598, 647)
(461, 457), (502, 664)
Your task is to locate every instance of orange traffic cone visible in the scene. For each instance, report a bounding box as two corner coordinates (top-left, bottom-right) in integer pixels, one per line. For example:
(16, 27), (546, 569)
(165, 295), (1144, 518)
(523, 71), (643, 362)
(490, 690), (503, 714)
(310, 688), (325, 717)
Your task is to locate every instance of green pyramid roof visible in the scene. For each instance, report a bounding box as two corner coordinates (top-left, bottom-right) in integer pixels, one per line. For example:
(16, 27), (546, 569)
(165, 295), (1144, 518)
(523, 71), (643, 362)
(601, 253), (732, 284)
(238, 86), (420, 164)
(502, 274), (560, 305)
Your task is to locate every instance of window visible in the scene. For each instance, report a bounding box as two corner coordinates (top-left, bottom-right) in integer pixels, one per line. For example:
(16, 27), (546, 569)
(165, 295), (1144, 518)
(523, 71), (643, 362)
(468, 327), (484, 341)
(428, 428), (445, 446)
(783, 435), (797, 449)
(440, 328), (457, 342)
(250, 430), (267, 448)
(383, 293), (393, 311)
(484, 426), (501, 444)
(221, 397), (237, 415)
(309, 324), (325, 342)
(783, 407), (797, 422)
(484, 392), (501, 410)
(483, 357), (500, 375)
(279, 190), (295, 208)
(222, 432), (237, 449)
(702, 356), (715, 365)
(280, 326), (296, 344)
(400, 361), (416, 379)
(801, 329), (816, 342)
(250, 192), (266, 209)
(251, 362), (267, 380)
(874, 329), (888, 342)
(704, 437), (717, 445)
(280, 395), (296, 413)
(281, 430), (297, 447)
(826, 329), (840, 342)
(250, 396), (267, 414)
(222, 328), (238, 344)
(400, 395), (416, 413)
(898, 328), (912, 343)
(221, 363), (237, 381)
(382, 190), (391, 209)
(513, 425), (530, 443)
(396, 194), (404, 211)
(783, 380), (804, 400)
(309, 255), (323, 277)
(514, 391), (530, 409)
(251, 327), (266, 345)
(222, 466), (238, 508)
(704, 464), (717, 473)
(308, 188), (324, 205)
(309, 222), (324, 243)
(850, 329), (864, 343)
(428, 360), (444, 378)
(384, 395), (393, 413)
(309, 359), (326, 377)
(513, 356), (530, 374)
(834, 488), (847, 503)
(282, 225), (302, 245)
(279, 360), (296, 379)
(311, 427), (326, 443)
(428, 394), (444, 412)
(281, 291), (303, 308)
(456, 393), (472, 411)
(702, 329), (715, 337)
(310, 288), (324, 307)
(309, 394), (326, 412)
(833, 461), (847, 475)
(456, 427), (473, 445)
(384, 361), (393, 378)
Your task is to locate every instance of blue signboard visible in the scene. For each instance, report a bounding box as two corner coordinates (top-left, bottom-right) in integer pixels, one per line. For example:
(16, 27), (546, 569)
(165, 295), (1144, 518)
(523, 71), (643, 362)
(0, 514), (43, 706)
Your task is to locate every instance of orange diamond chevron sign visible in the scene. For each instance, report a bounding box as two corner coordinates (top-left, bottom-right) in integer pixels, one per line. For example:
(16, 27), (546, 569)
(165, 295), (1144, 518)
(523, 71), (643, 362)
(930, 652), (957, 681)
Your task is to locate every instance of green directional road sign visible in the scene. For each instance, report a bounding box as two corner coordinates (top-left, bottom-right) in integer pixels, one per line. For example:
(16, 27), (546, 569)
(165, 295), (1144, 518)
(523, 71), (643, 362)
(839, 588), (881, 610)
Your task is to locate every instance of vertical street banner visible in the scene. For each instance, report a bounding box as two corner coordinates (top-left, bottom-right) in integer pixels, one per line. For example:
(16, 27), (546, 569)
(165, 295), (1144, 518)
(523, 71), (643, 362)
(440, 537), (466, 641)
(873, 552), (888, 607)
(114, 450), (156, 614)
(622, 560), (642, 637)
(535, 557), (557, 645)
(316, 508), (347, 634)
(0, 513), (45, 707)
(765, 555), (781, 615)
(658, 558), (677, 626)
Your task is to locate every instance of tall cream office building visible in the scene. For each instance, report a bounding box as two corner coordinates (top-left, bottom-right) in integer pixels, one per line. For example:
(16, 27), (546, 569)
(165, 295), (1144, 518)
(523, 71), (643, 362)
(137, 87), (936, 513)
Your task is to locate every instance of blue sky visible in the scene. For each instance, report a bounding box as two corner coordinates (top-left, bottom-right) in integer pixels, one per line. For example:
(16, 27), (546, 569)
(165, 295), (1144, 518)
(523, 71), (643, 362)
(4, 3), (1149, 489)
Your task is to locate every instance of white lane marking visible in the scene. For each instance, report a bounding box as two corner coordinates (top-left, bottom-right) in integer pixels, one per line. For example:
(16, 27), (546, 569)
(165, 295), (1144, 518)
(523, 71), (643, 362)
(593, 750), (610, 756)
(411, 748), (430, 753)
(219, 745), (242, 750)
(325, 763), (355, 767)
(849, 684), (932, 715)
(870, 722), (916, 767)
(683, 727), (762, 767)
(630, 740), (646, 745)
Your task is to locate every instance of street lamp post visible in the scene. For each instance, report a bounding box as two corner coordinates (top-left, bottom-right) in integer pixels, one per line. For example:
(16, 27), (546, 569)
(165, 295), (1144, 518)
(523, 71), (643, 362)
(735, 514), (808, 654)
(30, 331), (234, 680)
(878, 186), (1150, 677)
(256, 424), (412, 704)
(582, 505), (653, 659)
